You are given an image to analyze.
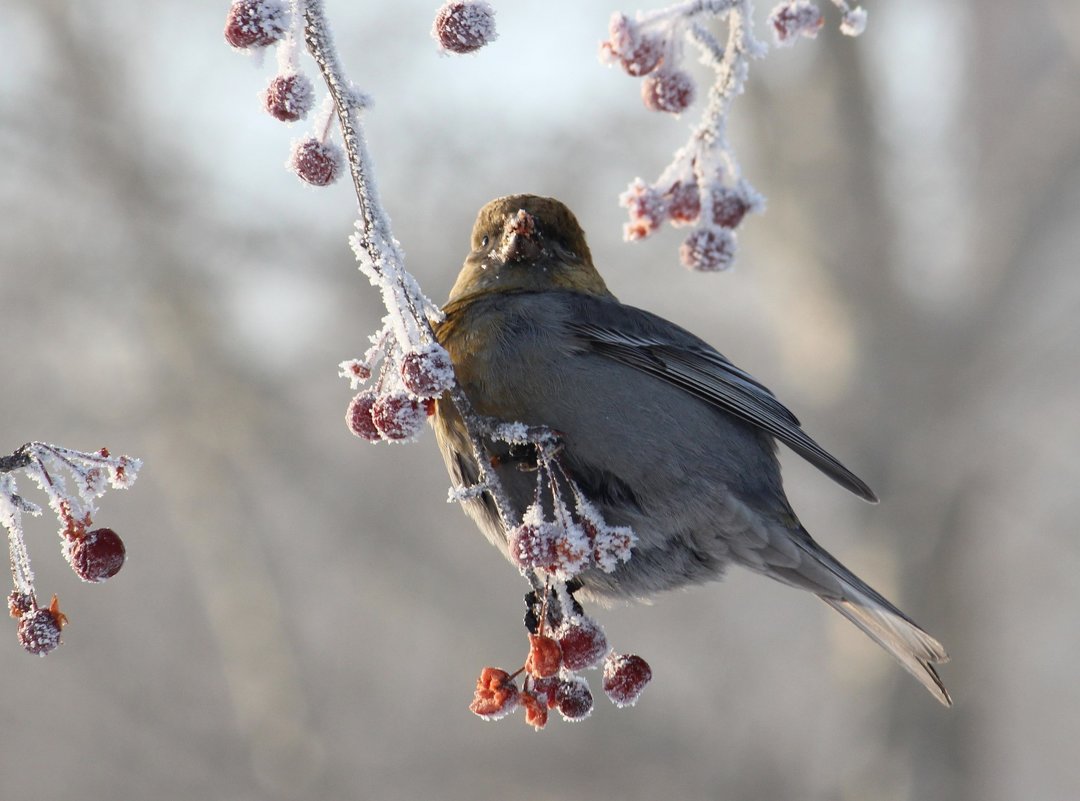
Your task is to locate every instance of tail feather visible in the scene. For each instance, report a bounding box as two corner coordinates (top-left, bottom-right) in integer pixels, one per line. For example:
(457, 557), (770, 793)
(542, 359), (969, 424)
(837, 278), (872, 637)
(822, 594), (952, 707)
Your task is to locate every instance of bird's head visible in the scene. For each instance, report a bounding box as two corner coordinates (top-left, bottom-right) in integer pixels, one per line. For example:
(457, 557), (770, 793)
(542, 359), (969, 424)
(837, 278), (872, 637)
(448, 195), (611, 302)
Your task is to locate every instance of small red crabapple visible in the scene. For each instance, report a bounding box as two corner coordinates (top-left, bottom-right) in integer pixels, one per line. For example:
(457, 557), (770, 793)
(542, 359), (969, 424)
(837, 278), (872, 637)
(667, 180), (702, 225)
(710, 184), (751, 229)
(603, 653), (652, 707)
(525, 633), (562, 679)
(346, 392), (382, 441)
(224, 0), (288, 50)
(18, 597), (67, 656)
(264, 73), (315, 123)
(641, 69), (695, 114)
(530, 676), (561, 709)
(290, 138), (344, 187)
(555, 676), (594, 721)
(469, 667), (519, 720)
(509, 522), (558, 572)
(679, 225), (736, 272)
(371, 392), (426, 440)
(769, 1), (824, 46)
(557, 615), (607, 671)
(620, 180), (667, 241)
(69, 527), (126, 583)
(432, 1), (497, 55)
(520, 691), (548, 730)
(399, 346), (455, 398)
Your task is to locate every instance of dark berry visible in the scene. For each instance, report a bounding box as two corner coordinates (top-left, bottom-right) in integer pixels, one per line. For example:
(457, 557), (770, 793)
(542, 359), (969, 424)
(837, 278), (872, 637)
(224, 0), (288, 50)
(264, 73), (314, 122)
(18, 607), (63, 656)
(290, 138), (343, 187)
(370, 392), (425, 440)
(432, 1), (497, 54)
(679, 225), (736, 272)
(399, 346), (455, 398)
(641, 69), (695, 114)
(603, 653), (652, 707)
(70, 528), (126, 583)
(558, 616), (607, 671)
(555, 676), (594, 721)
(8, 591), (33, 619)
(346, 392), (382, 441)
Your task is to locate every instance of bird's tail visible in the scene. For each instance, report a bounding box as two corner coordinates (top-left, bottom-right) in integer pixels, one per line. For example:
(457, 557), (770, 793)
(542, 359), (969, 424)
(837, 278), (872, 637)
(820, 592), (951, 706)
(776, 526), (952, 706)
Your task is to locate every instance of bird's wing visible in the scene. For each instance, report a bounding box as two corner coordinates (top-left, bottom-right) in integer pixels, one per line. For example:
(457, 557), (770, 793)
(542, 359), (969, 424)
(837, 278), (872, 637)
(565, 297), (878, 503)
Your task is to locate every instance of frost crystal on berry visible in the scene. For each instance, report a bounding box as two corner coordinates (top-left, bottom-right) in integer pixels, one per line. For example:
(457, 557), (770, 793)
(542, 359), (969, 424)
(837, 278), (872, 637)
(839, 7), (868, 37)
(399, 345), (455, 398)
(666, 180), (702, 225)
(599, 13), (664, 77)
(432, 1), (498, 55)
(68, 527), (126, 583)
(346, 392), (382, 441)
(641, 69), (695, 114)
(18, 606), (63, 656)
(620, 179), (667, 241)
(557, 615), (608, 671)
(769, 1), (824, 47)
(264, 73), (315, 122)
(680, 225), (736, 272)
(289, 138), (344, 187)
(509, 520), (558, 573)
(603, 653), (652, 707)
(371, 392), (426, 441)
(555, 675), (594, 721)
(8, 591), (33, 619)
(224, 0), (288, 50)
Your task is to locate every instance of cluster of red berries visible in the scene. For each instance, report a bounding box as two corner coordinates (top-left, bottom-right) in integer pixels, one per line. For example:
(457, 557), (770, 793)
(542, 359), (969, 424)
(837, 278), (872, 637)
(345, 344), (455, 443)
(768, 1), (825, 46)
(469, 613), (651, 729)
(600, 14), (694, 115)
(431, 1), (498, 55)
(11, 514), (125, 655)
(225, 0), (343, 187)
(620, 176), (759, 272)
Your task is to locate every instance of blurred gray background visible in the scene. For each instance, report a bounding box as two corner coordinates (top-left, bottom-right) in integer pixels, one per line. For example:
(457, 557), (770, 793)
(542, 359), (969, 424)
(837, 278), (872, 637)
(2, 1), (1078, 799)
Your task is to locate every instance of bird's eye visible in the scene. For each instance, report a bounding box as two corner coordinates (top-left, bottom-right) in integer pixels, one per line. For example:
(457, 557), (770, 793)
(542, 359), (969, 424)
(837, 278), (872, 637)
(481, 235), (489, 248)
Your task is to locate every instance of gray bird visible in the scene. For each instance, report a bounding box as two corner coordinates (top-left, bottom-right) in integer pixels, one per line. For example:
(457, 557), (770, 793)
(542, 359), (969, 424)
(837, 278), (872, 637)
(433, 194), (951, 706)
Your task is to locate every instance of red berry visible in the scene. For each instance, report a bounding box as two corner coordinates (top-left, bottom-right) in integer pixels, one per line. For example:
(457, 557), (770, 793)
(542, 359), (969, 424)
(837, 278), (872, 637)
(264, 73), (314, 122)
(641, 69), (695, 114)
(520, 690), (548, 730)
(530, 676), (561, 709)
(710, 184), (751, 228)
(469, 667), (519, 720)
(509, 522), (558, 572)
(370, 392), (425, 440)
(603, 653), (652, 707)
(525, 633), (562, 679)
(679, 225), (736, 272)
(290, 138), (343, 187)
(555, 676), (594, 721)
(224, 0), (288, 50)
(399, 346), (455, 398)
(769, 1), (824, 46)
(558, 616), (608, 671)
(69, 527), (126, 583)
(432, 1), (497, 54)
(620, 180), (667, 241)
(346, 392), (382, 441)
(621, 35), (664, 76)
(666, 180), (701, 225)
(8, 591), (33, 619)
(18, 607), (63, 656)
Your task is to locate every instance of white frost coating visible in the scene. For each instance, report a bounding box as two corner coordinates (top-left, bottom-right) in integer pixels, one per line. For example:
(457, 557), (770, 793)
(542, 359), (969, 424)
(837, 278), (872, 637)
(2, 475), (36, 594)
(839, 6), (867, 37)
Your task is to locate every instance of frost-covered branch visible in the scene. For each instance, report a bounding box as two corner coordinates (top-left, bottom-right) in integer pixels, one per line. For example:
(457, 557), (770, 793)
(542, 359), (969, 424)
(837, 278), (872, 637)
(3, 442), (141, 655)
(603, 0), (866, 270)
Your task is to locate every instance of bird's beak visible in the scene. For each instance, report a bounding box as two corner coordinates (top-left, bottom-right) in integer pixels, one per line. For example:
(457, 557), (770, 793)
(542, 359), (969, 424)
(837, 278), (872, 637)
(497, 209), (543, 263)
